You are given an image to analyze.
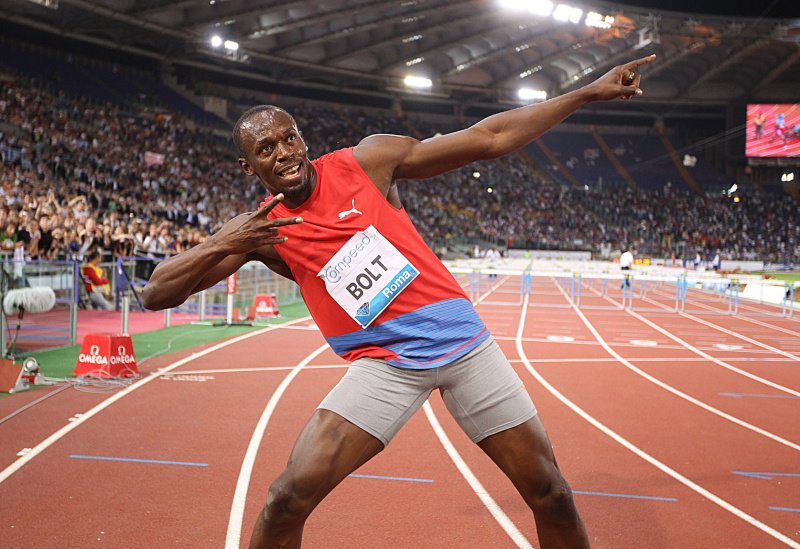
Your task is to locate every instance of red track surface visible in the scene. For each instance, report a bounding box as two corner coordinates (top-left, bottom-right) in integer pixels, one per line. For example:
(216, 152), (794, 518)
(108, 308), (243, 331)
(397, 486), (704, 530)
(1, 277), (798, 548)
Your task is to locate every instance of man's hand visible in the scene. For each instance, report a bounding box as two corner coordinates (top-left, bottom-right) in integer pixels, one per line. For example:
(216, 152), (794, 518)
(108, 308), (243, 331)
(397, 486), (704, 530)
(216, 193), (303, 255)
(585, 54), (656, 102)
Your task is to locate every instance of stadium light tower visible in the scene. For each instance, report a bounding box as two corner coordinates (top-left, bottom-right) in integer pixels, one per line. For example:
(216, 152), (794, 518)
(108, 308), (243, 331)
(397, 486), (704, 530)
(404, 75), (433, 89)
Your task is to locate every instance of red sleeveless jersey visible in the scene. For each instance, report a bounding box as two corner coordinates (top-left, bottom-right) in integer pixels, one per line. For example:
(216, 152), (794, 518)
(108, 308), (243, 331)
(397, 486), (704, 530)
(262, 148), (487, 369)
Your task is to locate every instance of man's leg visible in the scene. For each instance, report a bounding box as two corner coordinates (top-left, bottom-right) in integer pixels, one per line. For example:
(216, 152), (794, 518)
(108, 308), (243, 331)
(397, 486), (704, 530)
(438, 339), (589, 548)
(478, 416), (589, 549)
(249, 409), (383, 549)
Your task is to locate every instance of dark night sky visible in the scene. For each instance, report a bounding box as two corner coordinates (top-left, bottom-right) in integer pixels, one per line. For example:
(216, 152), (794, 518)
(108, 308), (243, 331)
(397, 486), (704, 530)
(611, 0), (799, 18)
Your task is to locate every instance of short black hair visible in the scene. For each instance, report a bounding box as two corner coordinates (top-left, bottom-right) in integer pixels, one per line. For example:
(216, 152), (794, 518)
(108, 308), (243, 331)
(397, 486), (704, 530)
(232, 105), (284, 158)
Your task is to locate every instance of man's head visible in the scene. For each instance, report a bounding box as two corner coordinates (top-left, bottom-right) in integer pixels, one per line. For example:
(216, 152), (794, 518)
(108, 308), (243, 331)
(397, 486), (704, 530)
(87, 249), (102, 264)
(232, 105), (314, 202)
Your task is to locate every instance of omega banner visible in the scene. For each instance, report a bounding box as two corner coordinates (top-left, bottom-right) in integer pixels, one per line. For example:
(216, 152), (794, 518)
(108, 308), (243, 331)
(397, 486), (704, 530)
(74, 333), (138, 378)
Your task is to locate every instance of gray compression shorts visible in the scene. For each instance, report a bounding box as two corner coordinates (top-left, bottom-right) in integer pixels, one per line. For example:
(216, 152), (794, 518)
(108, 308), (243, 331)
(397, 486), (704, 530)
(318, 337), (537, 446)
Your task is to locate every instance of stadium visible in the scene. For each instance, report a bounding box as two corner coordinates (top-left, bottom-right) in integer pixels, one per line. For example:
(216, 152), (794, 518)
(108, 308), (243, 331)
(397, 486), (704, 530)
(0, 0), (798, 547)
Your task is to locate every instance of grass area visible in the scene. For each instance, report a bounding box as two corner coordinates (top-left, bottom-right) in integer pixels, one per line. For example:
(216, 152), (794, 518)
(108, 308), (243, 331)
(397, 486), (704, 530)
(758, 272), (800, 283)
(5, 301), (310, 387)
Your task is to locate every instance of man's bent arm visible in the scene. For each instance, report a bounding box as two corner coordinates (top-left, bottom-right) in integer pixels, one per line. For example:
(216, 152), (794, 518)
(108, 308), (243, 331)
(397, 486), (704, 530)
(141, 240), (248, 311)
(354, 55), (654, 183)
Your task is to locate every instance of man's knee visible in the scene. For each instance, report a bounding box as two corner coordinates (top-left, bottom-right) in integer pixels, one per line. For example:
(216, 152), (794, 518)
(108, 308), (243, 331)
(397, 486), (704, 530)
(264, 475), (317, 525)
(524, 468), (578, 518)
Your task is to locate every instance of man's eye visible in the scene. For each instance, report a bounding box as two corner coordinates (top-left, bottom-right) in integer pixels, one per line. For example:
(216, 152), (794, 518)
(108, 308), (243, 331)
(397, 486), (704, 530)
(287, 135), (296, 142)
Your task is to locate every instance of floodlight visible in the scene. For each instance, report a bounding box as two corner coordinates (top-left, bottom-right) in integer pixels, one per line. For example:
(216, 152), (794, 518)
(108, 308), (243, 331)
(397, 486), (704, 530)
(553, 4), (582, 23)
(518, 88), (547, 101)
(223, 40), (239, 51)
(210, 35), (223, 48)
(404, 75), (433, 89)
(487, 187), (493, 193)
(727, 183), (738, 194)
(472, 171), (481, 178)
(500, 0), (553, 16)
(585, 12), (614, 29)
(781, 172), (795, 182)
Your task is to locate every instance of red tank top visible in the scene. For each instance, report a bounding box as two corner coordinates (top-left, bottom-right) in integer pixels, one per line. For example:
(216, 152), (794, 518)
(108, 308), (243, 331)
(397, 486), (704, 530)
(263, 148), (487, 369)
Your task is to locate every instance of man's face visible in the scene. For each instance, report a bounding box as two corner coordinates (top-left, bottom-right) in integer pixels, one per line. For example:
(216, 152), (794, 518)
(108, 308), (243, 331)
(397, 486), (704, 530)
(237, 109), (314, 200)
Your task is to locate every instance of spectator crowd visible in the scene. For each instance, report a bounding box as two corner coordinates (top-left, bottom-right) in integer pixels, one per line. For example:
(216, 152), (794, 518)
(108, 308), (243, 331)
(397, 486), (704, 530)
(1, 72), (798, 269)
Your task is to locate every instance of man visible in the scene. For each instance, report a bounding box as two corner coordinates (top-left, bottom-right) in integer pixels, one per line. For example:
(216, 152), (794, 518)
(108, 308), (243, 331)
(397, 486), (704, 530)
(142, 54), (655, 548)
(81, 249), (114, 310)
(620, 247), (635, 289)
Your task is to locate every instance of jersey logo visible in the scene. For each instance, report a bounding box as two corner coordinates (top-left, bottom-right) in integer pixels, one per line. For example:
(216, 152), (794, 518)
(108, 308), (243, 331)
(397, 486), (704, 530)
(356, 302), (370, 317)
(338, 199), (363, 220)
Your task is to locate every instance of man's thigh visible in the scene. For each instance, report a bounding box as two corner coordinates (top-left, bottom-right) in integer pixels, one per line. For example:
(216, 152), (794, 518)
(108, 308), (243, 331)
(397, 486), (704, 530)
(438, 338), (537, 443)
(318, 358), (436, 447)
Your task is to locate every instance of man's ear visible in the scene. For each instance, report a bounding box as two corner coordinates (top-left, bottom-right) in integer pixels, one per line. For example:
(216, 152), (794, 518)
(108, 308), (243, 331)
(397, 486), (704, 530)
(239, 158), (255, 176)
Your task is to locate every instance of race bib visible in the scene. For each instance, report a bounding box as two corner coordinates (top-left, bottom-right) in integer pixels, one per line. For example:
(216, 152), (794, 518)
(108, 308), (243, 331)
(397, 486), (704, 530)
(317, 225), (419, 328)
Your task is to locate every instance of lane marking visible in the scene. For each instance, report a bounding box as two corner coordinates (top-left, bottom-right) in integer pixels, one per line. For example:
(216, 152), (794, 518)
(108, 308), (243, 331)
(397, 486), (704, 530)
(547, 335), (575, 342)
(640, 294), (800, 363)
(348, 473), (434, 483)
(720, 393), (800, 400)
(714, 344), (744, 351)
(515, 293), (800, 549)
(581, 284), (800, 400)
(225, 343), (330, 549)
(733, 471), (800, 481)
(494, 335), (779, 355)
(159, 364), (348, 375)
(507, 357), (799, 364)
(572, 490), (677, 502)
(648, 287), (800, 338)
(423, 402), (532, 549)
(630, 339), (658, 347)
(560, 281), (800, 451)
(770, 507), (800, 513)
(69, 455), (208, 467)
(0, 316), (312, 486)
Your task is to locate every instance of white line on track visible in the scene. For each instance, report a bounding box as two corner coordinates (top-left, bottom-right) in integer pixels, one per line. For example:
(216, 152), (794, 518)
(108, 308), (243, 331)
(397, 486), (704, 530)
(644, 296), (800, 363)
(648, 287), (800, 338)
(160, 364), (348, 376)
(493, 335), (780, 355)
(225, 343), (328, 549)
(515, 293), (800, 549)
(508, 357), (799, 364)
(582, 284), (800, 398)
(552, 280), (800, 452)
(426, 276), (533, 547)
(225, 342), (330, 549)
(0, 316), (312, 486)
(423, 401), (532, 548)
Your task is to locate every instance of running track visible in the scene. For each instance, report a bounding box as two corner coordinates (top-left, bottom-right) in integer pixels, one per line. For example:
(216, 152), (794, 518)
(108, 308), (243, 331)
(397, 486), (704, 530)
(0, 276), (798, 548)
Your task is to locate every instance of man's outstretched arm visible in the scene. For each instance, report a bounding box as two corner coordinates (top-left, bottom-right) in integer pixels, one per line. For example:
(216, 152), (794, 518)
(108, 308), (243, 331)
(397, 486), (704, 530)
(141, 195), (302, 310)
(355, 55), (655, 185)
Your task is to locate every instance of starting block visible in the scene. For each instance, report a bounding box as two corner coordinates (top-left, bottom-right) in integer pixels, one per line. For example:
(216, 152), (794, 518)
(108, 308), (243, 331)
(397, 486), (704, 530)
(74, 333), (138, 378)
(247, 294), (280, 321)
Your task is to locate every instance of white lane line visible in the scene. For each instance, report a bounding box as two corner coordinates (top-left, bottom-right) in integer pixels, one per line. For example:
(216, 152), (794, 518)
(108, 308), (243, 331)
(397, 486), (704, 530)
(0, 316), (312, 485)
(642, 295), (800, 363)
(582, 284), (800, 399)
(626, 308), (800, 399)
(159, 364), (348, 376)
(515, 294), (800, 549)
(552, 280), (800, 452)
(423, 402), (532, 549)
(225, 343), (330, 549)
(493, 335), (780, 355)
(508, 357), (800, 364)
(648, 287), (800, 339)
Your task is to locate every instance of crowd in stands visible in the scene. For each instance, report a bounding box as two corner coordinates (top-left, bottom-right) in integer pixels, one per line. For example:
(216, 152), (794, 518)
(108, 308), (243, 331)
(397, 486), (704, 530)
(1, 70), (798, 270)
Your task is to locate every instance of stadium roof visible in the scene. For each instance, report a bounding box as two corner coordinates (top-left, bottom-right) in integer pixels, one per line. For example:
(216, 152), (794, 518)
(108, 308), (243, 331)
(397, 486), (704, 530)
(2, 0), (798, 107)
